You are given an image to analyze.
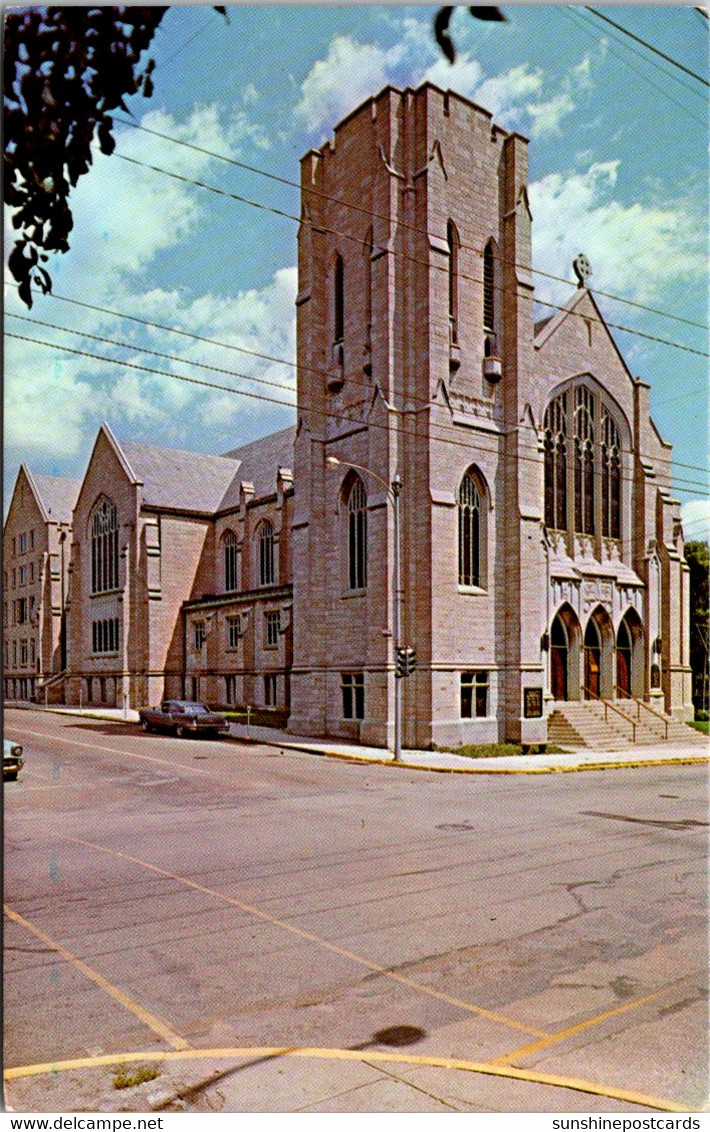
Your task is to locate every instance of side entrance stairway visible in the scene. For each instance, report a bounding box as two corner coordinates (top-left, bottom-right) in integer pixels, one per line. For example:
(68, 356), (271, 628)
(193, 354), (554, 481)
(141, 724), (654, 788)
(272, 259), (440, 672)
(35, 670), (67, 705)
(548, 699), (706, 750)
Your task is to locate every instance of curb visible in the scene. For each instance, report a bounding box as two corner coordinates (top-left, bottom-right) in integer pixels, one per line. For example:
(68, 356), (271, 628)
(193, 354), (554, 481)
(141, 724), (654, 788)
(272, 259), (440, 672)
(6, 703), (708, 775)
(244, 741), (709, 775)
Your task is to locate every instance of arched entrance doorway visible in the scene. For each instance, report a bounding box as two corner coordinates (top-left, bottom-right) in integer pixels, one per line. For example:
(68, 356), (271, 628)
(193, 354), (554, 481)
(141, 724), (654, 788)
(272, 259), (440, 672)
(584, 606), (615, 700)
(616, 618), (632, 697)
(616, 609), (645, 700)
(584, 618), (601, 698)
(549, 604), (582, 701)
(551, 616), (568, 701)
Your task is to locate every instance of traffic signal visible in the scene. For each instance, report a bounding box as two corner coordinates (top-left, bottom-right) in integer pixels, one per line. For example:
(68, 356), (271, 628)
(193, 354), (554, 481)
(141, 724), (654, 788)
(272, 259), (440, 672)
(395, 646), (416, 677)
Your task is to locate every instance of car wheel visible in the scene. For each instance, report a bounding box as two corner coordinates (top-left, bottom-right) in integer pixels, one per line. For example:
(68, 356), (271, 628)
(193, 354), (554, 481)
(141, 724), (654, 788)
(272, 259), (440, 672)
(176, 725), (186, 739)
(141, 720), (151, 732)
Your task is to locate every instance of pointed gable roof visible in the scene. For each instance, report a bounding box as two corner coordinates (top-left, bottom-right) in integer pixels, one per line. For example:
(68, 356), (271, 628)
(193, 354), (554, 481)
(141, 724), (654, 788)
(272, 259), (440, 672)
(113, 436), (242, 514)
(534, 286), (633, 380)
(19, 465), (81, 524)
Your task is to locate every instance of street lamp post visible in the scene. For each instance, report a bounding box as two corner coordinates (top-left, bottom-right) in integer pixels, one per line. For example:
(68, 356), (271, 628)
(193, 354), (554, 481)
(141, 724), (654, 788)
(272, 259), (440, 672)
(326, 456), (403, 761)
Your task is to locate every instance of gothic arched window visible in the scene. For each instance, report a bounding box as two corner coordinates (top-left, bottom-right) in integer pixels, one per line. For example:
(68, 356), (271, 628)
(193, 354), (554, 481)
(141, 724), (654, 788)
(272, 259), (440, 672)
(483, 240), (496, 334)
(222, 529), (238, 593)
(258, 521), (275, 587)
(543, 385), (624, 542)
(334, 252), (344, 343)
(601, 407), (621, 539)
(544, 393), (568, 531)
(574, 386), (595, 536)
(363, 227), (373, 351)
(346, 477), (367, 591)
(447, 220), (460, 345)
(91, 498), (119, 594)
(458, 470), (486, 588)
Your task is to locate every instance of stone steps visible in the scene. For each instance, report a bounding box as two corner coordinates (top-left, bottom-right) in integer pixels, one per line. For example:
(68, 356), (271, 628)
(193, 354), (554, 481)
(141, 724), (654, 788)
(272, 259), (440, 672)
(548, 700), (704, 750)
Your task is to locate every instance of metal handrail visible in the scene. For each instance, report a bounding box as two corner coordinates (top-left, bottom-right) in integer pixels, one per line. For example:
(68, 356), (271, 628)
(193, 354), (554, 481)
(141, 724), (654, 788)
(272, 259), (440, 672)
(583, 686), (636, 742)
(615, 688), (669, 739)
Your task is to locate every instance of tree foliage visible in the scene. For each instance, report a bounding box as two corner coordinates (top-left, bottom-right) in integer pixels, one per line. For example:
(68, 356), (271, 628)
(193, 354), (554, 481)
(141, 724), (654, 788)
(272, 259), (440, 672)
(433, 6), (506, 65)
(5, 5), (495, 308)
(4, 6), (168, 307)
(686, 540), (709, 711)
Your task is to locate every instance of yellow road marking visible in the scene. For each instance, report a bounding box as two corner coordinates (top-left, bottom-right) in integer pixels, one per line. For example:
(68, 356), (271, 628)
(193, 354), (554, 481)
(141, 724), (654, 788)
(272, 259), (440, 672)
(489, 984), (685, 1066)
(319, 752), (710, 775)
(4, 905), (190, 1052)
(3, 1046), (693, 1112)
(67, 836), (548, 1039)
(13, 726), (208, 775)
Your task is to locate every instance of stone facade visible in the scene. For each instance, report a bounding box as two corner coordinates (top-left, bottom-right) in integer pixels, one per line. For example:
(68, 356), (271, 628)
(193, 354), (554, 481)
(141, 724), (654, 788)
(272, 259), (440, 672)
(3, 83), (693, 741)
(289, 83), (692, 745)
(3, 465), (79, 702)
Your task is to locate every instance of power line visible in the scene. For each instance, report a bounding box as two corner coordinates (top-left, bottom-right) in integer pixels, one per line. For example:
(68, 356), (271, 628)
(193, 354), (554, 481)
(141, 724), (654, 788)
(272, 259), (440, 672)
(114, 114), (708, 333)
(9, 329), (709, 496)
(9, 286), (710, 478)
(564, 7), (709, 131)
(7, 312), (297, 399)
(584, 6), (709, 88)
(572, 7), (709, 111)
(114, 151), (708, 360)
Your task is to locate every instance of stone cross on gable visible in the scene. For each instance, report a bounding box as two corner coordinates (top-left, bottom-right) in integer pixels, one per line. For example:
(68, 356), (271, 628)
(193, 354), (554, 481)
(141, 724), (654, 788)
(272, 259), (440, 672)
(573, 253), (592, 288)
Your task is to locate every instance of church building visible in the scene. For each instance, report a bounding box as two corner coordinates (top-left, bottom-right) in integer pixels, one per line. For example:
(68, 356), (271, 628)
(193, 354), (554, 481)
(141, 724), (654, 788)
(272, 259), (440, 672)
(3, 84), (693, 748)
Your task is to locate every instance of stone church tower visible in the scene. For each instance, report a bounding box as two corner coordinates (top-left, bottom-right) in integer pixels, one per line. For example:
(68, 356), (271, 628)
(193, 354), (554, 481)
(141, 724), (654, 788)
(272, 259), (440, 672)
(289, 82), (692, 749)
(290, 84), (548, 747)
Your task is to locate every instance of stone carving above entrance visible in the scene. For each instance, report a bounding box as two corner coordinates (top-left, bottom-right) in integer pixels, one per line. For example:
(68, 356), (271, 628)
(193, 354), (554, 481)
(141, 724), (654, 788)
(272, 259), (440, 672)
(551, 577), (581, 610)
(582, 576), (613, 614)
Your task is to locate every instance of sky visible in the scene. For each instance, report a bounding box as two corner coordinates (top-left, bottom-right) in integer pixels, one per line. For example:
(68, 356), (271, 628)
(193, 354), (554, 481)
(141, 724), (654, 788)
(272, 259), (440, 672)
(4, 3), (709, 538)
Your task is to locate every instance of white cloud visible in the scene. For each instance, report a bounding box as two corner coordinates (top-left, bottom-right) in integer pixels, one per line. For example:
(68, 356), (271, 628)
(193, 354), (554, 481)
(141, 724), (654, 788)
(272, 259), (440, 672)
(421, 54), (484, 100)
(682, 500), (710, 542)
(295, 36), (392, 133)
(293, 22), (602, 151)
(473, 63), (543, 120)
(4, 98), (283, 468)
(527, 92), (576, 138)
(529, 162), (705, 305)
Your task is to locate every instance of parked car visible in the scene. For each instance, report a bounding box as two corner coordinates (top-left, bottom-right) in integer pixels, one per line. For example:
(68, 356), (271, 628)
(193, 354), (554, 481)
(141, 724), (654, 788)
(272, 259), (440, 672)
(4, 739), (24, 781)
(138, 700), (229, 739)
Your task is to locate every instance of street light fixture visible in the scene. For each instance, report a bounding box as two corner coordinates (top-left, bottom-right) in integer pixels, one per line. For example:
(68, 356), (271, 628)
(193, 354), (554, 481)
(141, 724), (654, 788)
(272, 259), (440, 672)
(325, 455), (404, 761)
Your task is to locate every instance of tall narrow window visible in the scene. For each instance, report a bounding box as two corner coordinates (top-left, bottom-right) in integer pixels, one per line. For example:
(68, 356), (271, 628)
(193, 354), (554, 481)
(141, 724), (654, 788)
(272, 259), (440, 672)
(91, 498), (119, 593)
(264, 611), (279, 647)
(447, 220), (459, 345)
(258, 521), (275, 587)
(194, 621), (206, 652)
(543, 394), (568, 531)
(601, 408), (621, 539)
(483, 241), (495, 333)
(227, 615), (241, 649)
(346, 477), (367, 590)
(334, 252), (344, 342)
(222, 530), (238, 592)
(363, 227), (373, 351)
(574, 387), (595, 536)
(458, 471), (483, 587)
(342, 672), (365, 719)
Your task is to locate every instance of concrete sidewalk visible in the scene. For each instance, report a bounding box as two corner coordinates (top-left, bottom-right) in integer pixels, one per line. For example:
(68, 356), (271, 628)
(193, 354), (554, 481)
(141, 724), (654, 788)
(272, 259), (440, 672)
(7, 702), (708, 774)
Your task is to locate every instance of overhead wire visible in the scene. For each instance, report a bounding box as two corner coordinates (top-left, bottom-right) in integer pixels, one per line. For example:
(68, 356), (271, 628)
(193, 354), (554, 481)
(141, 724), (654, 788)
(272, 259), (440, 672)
(8, 288), (710, 479)
(564, 7), (709, 126)
(583, 6), (709, 88)
(113, 151), (708, 360)
(8, 328), (709, 497)
(113, 114), (708, 333)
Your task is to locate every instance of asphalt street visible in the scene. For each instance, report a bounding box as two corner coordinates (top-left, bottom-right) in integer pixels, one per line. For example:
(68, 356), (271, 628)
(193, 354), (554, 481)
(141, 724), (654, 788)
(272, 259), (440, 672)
(3, 708), (708, 1113)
